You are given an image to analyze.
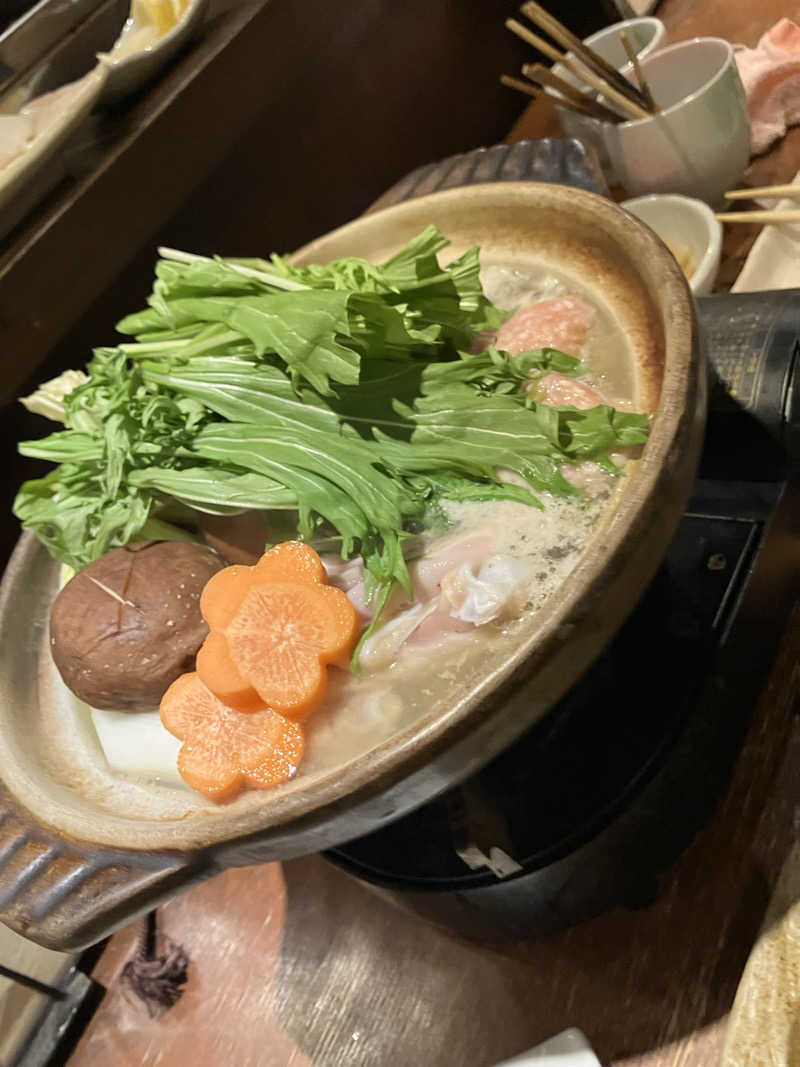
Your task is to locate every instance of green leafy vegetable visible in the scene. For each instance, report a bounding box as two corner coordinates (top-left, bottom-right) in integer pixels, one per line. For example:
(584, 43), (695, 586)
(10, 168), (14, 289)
(14, 226), (651, 648)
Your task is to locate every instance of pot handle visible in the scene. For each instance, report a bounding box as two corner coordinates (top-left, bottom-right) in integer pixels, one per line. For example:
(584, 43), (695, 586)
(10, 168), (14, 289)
(0, 783), (208, 950)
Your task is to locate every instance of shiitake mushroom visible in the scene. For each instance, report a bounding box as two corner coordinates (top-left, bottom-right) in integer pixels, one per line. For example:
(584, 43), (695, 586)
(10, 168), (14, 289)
(50, 541), (224, 713)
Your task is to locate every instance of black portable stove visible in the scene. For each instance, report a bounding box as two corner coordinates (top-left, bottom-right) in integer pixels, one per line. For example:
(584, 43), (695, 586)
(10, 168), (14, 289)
(326, 289), (800, 939)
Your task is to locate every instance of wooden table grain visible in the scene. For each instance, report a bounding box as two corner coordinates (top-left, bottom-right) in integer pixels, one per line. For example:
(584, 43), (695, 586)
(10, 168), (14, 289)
(67, 599), (800, 1067)
(63, 1), (800, 1064)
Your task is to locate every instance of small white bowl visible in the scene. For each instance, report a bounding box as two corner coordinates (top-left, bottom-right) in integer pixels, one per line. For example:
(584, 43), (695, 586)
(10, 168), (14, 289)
(622, 193), (723, 295)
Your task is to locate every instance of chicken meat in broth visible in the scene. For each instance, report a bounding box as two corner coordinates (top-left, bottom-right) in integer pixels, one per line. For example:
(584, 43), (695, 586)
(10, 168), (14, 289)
(308, 267), (640, 769)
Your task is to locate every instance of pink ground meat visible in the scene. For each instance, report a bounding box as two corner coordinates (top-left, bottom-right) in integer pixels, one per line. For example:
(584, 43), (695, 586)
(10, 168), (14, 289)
(494, 296), (595, 357)
(534, 372), (607, 410)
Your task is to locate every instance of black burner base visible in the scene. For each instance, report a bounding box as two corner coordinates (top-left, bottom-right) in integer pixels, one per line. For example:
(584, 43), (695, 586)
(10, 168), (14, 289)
(327, 502), (764, 938)
(327, 290), (800, 940)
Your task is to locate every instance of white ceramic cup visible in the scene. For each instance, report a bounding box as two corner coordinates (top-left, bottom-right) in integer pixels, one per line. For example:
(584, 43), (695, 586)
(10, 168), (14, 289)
(603, 37), (751, 206)
(551, 17), (666, 92)
(550, 17), (667, 182)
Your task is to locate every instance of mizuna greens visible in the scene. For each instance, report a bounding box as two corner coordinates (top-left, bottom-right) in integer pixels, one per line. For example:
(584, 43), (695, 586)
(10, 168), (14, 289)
(15, 226), (649, 646)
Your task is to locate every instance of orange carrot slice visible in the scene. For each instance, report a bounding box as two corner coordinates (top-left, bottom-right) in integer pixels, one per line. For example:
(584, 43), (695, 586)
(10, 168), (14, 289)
(197, 541), (361, 720)
(317, 584), (363, 662)
(195, 630), (261, 710)
(160, 672), (303, 802)
(224, 582), (346, 719)
(200, 564), (256, 629)
(252, 540), (327, 586)
(165, 542), (361, 801)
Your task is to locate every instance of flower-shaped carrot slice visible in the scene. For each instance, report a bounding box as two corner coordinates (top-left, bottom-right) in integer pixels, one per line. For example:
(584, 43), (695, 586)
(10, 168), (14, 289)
(195, 629), (261, 710)
(161, 672), (304, 802)
(253, 540), (328, 585)
(196, 541), (360, 720)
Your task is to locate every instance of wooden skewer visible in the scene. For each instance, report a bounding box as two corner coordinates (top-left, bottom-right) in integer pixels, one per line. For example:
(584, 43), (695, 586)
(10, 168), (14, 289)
(724, 184), (800, 201)
(519, 0), (651, 110)
(505, 19), (650, 121)
(531, 84), (616, 121)
(715, 209), (800, 223)
(501, 73), (615, 123)
(522, 62), (587, 105)
(522, 62), (621, 122)
(619, 29), (658, 112)
(500, 73), (540, 99)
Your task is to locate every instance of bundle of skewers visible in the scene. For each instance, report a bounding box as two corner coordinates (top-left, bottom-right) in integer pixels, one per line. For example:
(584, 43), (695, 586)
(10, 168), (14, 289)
(717, 184), (800, 225)
(501, 1), (659, 124)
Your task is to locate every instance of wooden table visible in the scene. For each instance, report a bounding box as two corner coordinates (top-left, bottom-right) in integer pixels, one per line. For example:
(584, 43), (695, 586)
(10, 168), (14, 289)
(53, 1), (800, 1063)
(65, 614), (799, 1067)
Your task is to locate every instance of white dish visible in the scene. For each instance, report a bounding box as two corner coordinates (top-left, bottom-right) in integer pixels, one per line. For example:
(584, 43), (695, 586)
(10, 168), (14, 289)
(96, 0), (208, 106)
(0, 67), (106, 218)
(0, 0), (207, 236)
(622, 193), (723, 295)
(551, 17), (666, 94)
(732, 170), (800, 292)
(493, 1028), (602, 1066)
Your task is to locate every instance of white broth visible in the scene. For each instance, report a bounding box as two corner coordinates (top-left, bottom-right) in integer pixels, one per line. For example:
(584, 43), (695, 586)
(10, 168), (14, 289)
(39, 263), (641, 818)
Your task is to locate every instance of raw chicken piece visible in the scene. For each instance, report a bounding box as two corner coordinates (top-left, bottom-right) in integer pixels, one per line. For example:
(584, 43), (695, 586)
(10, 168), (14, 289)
(408, 555), (532, 648)
(359, 600), (443, 671)
(533, 371), (607, 410)
(403, 608), (475, 648)
(412, 533), (498, 600)
(321, 554), (378, 621)
(494, 296), (595, 357)
(323, 532), (499, 626)
(562, 462), (616, 495)
(330, 526), (533, 670)
(440, 556), (532, 625)
(531, 373), (634, 497)
(360, 538), (532, 671)
(408, 553), (532, 649)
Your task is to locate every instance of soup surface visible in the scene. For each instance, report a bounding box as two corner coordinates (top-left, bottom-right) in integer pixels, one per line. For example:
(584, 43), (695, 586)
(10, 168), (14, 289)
(36, 261), (642, 822)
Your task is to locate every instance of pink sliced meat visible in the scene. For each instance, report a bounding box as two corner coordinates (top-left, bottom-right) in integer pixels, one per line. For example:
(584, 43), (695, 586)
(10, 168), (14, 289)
(735, 18), (800, 154)
(494, 296), (595, 357)
(534, 371), (607, 410)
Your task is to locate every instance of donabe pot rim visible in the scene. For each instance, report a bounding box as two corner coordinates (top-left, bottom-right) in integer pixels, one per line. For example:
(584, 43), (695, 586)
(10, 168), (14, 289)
(0, 182), (699, 855)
